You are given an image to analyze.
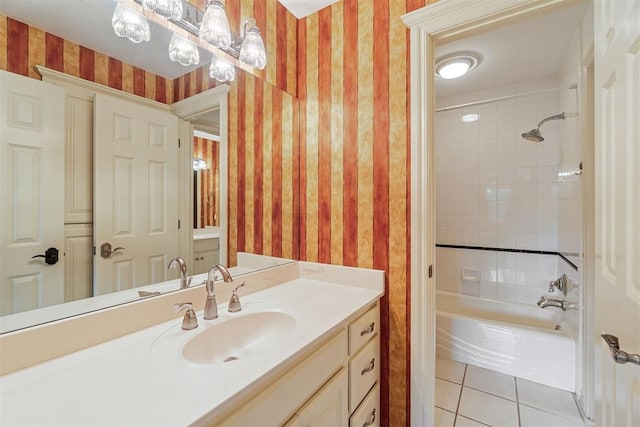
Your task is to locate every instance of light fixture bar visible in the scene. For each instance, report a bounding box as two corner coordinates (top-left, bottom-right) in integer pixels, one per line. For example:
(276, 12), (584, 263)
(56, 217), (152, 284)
(117, 0), (256, 72)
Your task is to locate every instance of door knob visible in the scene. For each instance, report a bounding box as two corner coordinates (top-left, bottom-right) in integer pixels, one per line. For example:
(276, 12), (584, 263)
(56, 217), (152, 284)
(100, 242), (125, 259)
(32, 247), (59, 265)
(601, 334), (640, 366)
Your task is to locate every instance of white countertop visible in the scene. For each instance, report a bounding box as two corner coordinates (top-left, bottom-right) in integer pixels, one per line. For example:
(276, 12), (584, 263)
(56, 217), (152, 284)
(0, 278), (381, 425)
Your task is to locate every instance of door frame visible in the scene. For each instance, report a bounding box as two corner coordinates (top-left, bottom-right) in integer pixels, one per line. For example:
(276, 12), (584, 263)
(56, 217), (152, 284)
(401, 0), (582, 424)
(171, 85), (230, 268)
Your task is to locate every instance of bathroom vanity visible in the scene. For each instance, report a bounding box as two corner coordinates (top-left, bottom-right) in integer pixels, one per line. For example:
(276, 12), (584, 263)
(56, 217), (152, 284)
(0, 259), (383, 426)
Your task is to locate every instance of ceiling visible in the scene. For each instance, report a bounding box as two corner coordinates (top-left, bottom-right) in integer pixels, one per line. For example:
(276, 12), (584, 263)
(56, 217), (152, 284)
(435, 2), (589, 100)
(278, 0), (339, 19)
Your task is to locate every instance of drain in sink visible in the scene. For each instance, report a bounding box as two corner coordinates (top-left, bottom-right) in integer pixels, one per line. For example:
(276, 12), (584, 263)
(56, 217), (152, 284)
(224, 356), (239, 362)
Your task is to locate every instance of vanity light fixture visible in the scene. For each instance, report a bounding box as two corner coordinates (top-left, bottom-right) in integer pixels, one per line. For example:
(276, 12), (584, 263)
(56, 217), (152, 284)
(199, 1), (232, 49)
(142, 0), (183, 20)
(435, 53), (478, 79)
(168, 33), (200, 66)
(193, 157), (207, 171)
(111, 3), (151, 43)
(209, 55), (236, 82)
(239, 19), (267, 70)
(115, 0), (268, 73)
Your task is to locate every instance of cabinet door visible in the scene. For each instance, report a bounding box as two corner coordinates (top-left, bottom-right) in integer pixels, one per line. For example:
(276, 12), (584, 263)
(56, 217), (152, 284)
(293, 368), (348, 427)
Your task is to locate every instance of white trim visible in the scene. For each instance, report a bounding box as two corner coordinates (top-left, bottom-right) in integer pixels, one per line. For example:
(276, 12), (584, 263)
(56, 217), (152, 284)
(171, 85), (230, 120)
(579, 53), (595, 423)
(402, 1), (578, 425)
(172, 86), (229, 267)
(36, 66), (170, 112)
(193, 129), (221, 141)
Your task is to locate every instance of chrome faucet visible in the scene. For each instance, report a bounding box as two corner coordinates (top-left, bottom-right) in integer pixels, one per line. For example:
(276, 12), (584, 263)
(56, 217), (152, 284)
(168, 257), (192, 289)
(548, 273), (568, 296)
(537, 296), (578, 311)
(203, 264), (234, 320)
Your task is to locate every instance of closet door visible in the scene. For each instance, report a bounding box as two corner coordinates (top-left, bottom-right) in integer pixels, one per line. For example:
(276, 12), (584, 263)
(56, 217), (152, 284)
(0, 71), (65, 315)
(93, 93), (179, 295)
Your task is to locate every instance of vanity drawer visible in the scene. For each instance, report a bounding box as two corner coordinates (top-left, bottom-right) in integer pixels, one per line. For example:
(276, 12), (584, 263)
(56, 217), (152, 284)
(350, 383), (379, 427)
(349, 337), (379, 413)
(349, 304), (379, 355)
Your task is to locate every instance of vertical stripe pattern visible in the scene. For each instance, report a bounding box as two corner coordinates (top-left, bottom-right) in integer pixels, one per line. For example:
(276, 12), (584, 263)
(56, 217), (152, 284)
(227, 71), (298, 266)
(298, 0), (430, 424)
(1, 15), (173, 104)
(193, 136), (220, 227)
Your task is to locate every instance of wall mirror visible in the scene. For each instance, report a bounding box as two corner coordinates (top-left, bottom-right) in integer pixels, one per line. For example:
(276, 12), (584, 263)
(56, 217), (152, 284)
(0, 0), (298, 334)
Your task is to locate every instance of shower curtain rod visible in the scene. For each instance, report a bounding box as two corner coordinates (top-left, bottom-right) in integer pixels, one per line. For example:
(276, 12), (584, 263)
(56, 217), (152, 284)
(435, 84), (577, 113)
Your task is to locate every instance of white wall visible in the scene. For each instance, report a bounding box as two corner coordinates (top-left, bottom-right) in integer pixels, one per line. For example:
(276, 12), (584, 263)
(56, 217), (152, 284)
(435, 75), (580, 305)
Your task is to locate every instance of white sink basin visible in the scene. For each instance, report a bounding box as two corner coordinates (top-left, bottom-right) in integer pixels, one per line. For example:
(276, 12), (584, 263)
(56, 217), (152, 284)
(182, 311), (297, 364)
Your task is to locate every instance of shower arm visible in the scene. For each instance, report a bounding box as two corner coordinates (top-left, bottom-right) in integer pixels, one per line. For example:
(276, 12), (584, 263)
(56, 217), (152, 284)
(535, 112), (566, 129)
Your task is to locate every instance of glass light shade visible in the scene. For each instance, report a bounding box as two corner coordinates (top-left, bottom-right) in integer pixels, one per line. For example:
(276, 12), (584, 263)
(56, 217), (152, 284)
(199, 1), (231, 49)
(142, 0), (183, 20)
(239, 26), (266, 69)
(193, 157), (207, 171)
(111, 3), (150, 44)
(435, 55), (478, 79)
(168, 33), (200, 66)
(209, 56), (235, 82)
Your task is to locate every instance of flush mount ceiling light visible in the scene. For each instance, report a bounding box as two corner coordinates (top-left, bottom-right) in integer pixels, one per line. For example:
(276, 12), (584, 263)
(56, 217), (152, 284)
(435, 53), (479, 79)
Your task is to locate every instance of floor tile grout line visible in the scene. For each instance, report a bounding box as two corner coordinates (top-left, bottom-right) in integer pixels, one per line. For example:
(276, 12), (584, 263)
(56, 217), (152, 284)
(518, 401), (586, 423)
(515, 377), (522, 427)
(453, 363), (468, 426)
(462, 384), (518, 403)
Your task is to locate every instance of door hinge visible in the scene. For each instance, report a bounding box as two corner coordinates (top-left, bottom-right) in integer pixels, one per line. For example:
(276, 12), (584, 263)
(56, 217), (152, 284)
(428, 265), (433, 278)
(178, 219), (181, 229)
(93, 246), (96, 255)
(178, 138), (181, 148)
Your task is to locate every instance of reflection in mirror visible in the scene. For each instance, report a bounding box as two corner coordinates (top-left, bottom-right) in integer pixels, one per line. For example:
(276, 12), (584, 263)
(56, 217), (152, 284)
(0, 1), (299, 334)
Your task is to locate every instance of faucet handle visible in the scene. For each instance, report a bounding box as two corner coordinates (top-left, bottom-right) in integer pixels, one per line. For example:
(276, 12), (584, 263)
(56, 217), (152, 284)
(228, 282), (245, 313)
(175, 302), (198, 330)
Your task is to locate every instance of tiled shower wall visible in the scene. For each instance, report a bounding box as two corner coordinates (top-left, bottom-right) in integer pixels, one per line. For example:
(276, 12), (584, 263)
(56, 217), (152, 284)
(435, 77), (568, 303)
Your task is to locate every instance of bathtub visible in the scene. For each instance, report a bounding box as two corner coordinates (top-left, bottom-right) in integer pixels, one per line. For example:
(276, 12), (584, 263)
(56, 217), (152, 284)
(436, 290), (576, 392)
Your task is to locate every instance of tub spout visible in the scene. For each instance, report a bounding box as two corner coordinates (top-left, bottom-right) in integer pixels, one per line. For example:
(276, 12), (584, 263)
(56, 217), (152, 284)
(537, 296), (578, 311)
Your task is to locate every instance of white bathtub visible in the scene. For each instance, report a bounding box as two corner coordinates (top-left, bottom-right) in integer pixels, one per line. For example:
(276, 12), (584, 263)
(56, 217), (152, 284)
(436, 290), (576, 392)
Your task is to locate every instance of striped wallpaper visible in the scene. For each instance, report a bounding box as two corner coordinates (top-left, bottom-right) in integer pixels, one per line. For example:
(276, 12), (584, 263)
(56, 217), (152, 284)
(298, 0), (433, 425)
(193, 136), (220, 228)
(227, 70), (299, 266)
(0, 15), (173, 104)
(3, 0), (443, 423)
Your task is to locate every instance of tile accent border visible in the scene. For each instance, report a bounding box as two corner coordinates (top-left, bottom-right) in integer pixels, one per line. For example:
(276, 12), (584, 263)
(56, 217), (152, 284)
(436, 244), (579, 271)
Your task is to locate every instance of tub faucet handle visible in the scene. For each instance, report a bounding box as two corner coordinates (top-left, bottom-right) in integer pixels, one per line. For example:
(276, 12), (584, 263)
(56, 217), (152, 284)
(548, 273), (568, 296)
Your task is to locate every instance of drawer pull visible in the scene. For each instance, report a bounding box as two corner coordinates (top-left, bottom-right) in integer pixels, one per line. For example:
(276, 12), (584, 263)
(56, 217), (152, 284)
(363, 408), (376, 427)
(360, 322), (375, 336)
(361, 358), (375, 375)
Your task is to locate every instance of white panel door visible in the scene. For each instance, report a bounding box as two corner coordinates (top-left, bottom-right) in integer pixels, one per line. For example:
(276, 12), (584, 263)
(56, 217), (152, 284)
(0, 70), (65, 315)
(93, 93), (179, 295)
(594, 0), (640, 425)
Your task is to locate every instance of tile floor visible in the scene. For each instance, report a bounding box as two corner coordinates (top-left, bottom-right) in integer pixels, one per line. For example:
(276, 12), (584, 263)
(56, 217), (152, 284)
(435, 358), (588, 427)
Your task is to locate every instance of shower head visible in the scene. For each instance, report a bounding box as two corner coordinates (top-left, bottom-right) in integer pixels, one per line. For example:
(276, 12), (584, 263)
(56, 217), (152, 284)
(521, 128), (544, 142)
(521, 112), (566, 142)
